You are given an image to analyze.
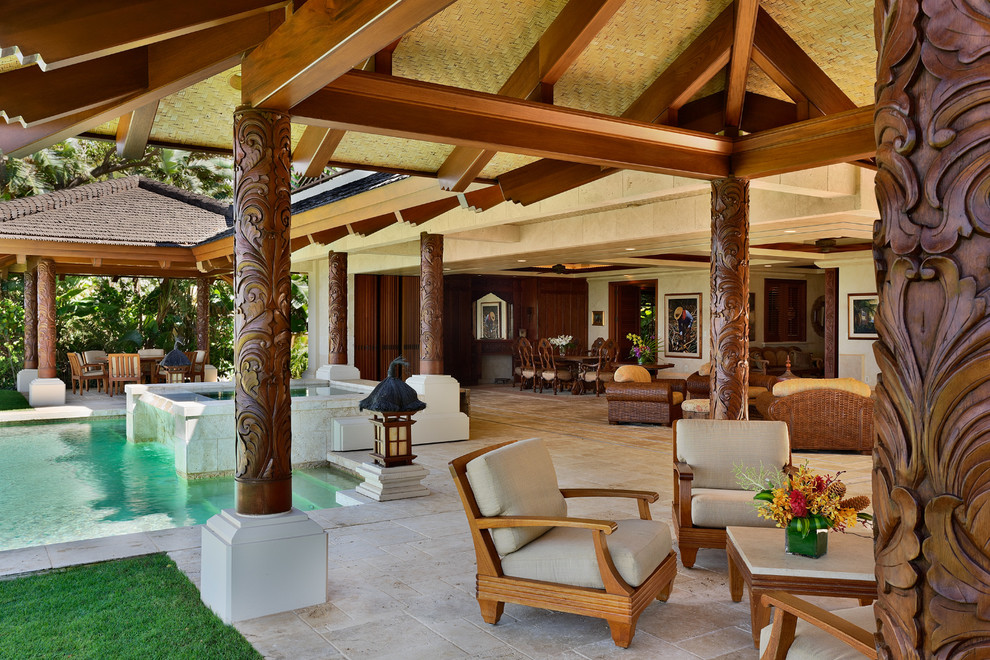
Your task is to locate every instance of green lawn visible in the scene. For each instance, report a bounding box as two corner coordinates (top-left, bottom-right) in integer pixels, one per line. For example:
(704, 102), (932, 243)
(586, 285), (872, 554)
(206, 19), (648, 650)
(0, 554), (261, 660)
(0, 389), (30, 411)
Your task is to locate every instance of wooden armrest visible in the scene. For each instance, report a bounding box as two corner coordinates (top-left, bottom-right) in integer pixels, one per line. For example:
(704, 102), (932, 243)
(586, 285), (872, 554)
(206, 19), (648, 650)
(674, 462), (694, 480)
(760, 591), (877, 659)
(82, 362), (103, 370)
(673, 462), (694, 527)
(477, 515), (617, 534)
(561, 488), (659, 503)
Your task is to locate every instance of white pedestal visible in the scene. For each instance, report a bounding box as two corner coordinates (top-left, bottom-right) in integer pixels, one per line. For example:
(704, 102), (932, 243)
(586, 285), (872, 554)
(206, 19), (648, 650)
(28, 377), (65, 407)
(200, 508), (328, 623)
(355, 462), (430, 501)
(331, 416), (375, 451)
(16, 369), (38, 393)
(316, 363), (361, 380)
(406, 374), (470, 444)
(204, 365), (218, 382)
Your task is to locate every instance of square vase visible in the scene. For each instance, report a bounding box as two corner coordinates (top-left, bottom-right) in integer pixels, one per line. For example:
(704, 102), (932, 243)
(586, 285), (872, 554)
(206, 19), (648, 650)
(785, 521), (828, 557)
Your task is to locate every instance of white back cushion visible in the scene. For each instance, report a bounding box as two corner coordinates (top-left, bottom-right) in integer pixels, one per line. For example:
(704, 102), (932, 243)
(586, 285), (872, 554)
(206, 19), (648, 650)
(466, 438), (567, 556)
(676, 420), (790, 490)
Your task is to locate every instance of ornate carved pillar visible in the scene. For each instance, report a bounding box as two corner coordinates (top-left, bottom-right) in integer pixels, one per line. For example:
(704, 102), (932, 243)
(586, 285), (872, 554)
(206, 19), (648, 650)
(709, 178), (749, 420)
(196, 277), (210, 364)
(232, 107), (292, 516)
(823, 268), (838, 378)
(328, 251), (348, 365)
(419, 232), (444, 375)
(23, 269), (37, 370)
(873, 1), (990, 656)
(36, 258), (56, 379)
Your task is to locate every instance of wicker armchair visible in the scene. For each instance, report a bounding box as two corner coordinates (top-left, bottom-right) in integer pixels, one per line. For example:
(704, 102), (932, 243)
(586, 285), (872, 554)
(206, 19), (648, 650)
(536, 337), (573, 394)
(606, 378), (685, 426)
(760, 379), (874, 453)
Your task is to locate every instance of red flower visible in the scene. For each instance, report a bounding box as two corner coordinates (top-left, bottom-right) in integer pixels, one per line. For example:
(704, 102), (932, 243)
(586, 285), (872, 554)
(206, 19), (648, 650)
(789, 490), (808, 517)
(814, 476), (827, 493)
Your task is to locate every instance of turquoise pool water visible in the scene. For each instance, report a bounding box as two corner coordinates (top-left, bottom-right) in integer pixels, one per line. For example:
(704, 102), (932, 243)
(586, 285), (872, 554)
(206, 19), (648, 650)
(197, 386), (351, 401)
(0, 418), (360, 552)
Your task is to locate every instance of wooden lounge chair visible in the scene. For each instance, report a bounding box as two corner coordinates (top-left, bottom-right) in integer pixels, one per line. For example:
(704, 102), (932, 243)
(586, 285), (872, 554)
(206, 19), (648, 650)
(449, 438), (677, 648)
(185, 350), (206, 382)
(758, 591), (877, 659)
(106, 353), (141, 396)
(67, 352), (105, 395)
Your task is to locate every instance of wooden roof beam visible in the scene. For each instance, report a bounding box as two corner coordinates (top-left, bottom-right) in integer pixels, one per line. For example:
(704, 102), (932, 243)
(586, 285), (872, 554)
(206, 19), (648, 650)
(0, 0), (289, 71)
(115, 100), (160, 159)
(731, 105), (874, 178)
(241, 0), (455, 110)
(292, 71), (731, 178)
(678, 91), (797, 134)
(436, 0), (626, 191)
(724, 0), (760, 130)
(751, 7), (855, 115)
(292, 127), (346, 178)
(0, 13), (276, 158)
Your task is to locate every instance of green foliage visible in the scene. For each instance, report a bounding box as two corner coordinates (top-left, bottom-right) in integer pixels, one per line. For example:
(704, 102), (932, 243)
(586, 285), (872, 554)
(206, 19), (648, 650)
(290, 333), (309, 379)
(0, 278), (25, 386)
(0, 553), (261, 659)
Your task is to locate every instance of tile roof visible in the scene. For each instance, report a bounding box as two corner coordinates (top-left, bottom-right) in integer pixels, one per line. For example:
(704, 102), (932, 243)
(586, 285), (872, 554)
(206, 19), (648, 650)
(290, 171), (406, 215)
(0, 176), (233, 247)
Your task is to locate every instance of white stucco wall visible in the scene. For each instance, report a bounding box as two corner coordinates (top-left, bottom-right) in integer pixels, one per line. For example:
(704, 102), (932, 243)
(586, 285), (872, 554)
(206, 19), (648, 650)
(837, 258), (881, 386)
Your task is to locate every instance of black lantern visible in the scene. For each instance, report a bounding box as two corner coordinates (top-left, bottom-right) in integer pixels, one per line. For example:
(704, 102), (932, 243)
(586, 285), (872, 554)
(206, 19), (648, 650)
(359, 356), (426, 468)
(160, 337), (192, 383)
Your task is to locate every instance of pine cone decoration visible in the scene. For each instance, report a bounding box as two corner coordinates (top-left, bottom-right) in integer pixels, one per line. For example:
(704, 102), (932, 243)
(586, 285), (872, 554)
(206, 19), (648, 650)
(826, 481), (847, 499)
(839, 495), (870, 512)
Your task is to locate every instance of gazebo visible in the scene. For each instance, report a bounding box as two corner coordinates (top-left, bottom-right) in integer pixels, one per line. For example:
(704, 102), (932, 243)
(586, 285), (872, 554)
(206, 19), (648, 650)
(1, 1), (985, 653)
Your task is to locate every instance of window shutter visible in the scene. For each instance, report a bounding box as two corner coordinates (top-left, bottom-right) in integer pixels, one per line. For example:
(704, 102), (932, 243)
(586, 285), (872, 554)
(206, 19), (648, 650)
(764, 279), (807, 342)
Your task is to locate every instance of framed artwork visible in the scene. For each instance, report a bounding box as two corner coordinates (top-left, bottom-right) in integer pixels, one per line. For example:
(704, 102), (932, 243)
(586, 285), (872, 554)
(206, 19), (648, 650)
(848, 293), (879, 339)
(591, 310), (604, 326)
(475, 293), (508, 340)
(665, 293), (702, 358)
(748, 292), (756, 342)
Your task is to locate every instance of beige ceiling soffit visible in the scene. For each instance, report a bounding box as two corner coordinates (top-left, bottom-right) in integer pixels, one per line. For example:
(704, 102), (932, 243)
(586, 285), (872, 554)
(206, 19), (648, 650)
(292, 71), (731, 178)
(436, 0), (625, 192)
(0, 0), (289, 70)
(2, 13), (275, 158)
(446, 226), (521, 243)
(241, 0), (456, 110)
(724, 0), (760, 130)
(115, 100), (160, 159)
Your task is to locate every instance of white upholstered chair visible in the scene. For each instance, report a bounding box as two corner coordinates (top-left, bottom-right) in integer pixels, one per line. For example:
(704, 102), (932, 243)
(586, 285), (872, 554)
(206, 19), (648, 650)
(673, 419), (791, 567)
(449, 437), (678, 648)
(759, 591), (877, 659)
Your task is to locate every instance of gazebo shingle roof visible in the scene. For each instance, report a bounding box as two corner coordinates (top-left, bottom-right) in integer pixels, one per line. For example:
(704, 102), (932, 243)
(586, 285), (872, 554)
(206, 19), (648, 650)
(0, 176), (232, 247)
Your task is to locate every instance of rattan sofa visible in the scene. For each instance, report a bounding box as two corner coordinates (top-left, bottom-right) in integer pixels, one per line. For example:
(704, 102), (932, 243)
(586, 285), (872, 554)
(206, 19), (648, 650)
(605, 378), (686, 426)
(756, 378), (874, 453)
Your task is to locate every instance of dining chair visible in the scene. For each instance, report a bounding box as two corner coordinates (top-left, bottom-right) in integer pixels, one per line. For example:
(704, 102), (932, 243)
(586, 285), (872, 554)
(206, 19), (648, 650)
(68, 352), (105, 395)
(106, 353), (141, 396)
(517, 338), (536, 391)
(536, 337), (572, 394)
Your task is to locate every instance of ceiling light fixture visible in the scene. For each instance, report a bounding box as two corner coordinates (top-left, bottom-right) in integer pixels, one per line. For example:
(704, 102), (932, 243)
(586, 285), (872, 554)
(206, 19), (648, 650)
(784, 230), (797, 234)
(517, 259), (527, 263)
(624, 247), (635, 251)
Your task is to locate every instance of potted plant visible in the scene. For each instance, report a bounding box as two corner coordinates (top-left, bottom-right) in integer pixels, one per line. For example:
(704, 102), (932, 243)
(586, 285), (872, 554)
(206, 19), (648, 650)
(625, 333), (657, 364)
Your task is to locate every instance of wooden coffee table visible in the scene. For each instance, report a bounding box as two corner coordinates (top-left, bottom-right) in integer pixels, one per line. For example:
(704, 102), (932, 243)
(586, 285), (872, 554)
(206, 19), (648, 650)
(725, 526), (876, 647)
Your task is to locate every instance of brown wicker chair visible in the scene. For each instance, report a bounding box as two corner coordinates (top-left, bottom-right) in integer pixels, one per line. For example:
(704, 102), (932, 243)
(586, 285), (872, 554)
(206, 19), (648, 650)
(764, 383), (874, 453)
(605, 378), (685, 426)
(536, 337), (573, 395)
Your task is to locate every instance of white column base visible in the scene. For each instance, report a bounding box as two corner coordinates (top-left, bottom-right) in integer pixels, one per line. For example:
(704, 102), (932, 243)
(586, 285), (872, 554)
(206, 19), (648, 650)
(16, 369), (38, 393)
(204, 365), (218, 382)
(331, 416), (375, 451)
(28, 378), (65, 407)
(200, 508), (328, 623)
(316, 363), (361, 380)
(355, 462), (430, 501)
(406, 374), (469, 443)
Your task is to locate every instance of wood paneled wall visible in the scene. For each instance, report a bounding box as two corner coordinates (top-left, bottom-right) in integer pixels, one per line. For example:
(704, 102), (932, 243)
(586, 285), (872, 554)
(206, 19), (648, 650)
(354, 274), (421, 381)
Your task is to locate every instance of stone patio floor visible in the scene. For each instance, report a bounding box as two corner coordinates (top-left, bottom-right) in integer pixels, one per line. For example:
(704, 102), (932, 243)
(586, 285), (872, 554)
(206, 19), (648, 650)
(0, 385), (873, 659)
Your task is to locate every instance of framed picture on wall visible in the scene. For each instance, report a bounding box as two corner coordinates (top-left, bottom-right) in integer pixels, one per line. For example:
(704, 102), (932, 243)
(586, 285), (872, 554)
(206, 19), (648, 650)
(475, 293), (508, 340)
(664, 293), (702, 358)
(848, 293), (879, 339)
(591, 310), (604, 326)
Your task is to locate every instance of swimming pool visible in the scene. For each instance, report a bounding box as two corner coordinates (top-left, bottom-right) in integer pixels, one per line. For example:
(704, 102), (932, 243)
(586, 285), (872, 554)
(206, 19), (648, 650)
(0, 418), (361, 552)
(189, 386), (353, 401)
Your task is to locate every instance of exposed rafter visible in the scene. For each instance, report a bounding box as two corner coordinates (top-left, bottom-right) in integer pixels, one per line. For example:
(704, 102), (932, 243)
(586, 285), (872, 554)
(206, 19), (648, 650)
(291, 127), (346, 178)
(436, 0), (626, 192)
(241, 0), (455, 110)
(724, 0), (760, 129)
(115, 100), (160, 159)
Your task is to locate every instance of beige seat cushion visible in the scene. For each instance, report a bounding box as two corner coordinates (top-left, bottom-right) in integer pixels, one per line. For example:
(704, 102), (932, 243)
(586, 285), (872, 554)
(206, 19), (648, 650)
(773, 378), (871, 398)
(501, 519), (672, 590)
(583, 371), (615, 383)
(614, 365), (651, 383)
(758, 605), (874, 659)
(748, 385), (769, 400)
(466, 438), (567, 556)
(675, 420), (790, 489)
(681, 398), (710, 413)
(690, 488), (779, 529)
(521, 368), (536, 377)
(542, 369), (573, 381)
(671, 391), (684, 406)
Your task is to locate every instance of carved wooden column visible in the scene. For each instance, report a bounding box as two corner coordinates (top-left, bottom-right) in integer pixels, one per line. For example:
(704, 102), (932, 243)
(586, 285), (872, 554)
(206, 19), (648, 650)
(874, 1), (990, 656)
(23, 269), (37, 370)
(36, 258), (56, 379)
(419, 232), (444, 375)
(709, 178), (749, 420)
(823, 268), (838, 378)
(196, 277), (210, 364)
(232, 107), (292, 516)
(328, 251), (347, 365)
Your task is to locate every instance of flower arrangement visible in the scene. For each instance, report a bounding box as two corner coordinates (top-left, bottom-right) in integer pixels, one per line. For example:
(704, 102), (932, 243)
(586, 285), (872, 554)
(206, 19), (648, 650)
(736, 462), (872, 556)
(548, 334), (573, 349)
(625, 333), (658, 362)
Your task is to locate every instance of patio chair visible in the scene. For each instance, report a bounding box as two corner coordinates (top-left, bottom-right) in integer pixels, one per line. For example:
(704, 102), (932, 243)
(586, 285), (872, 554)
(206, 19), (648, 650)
(82, 349), (108, 366)
(107, 353), (141, 397)
(185, 350), (206, 382)
(758, 591), (877, 659)
(576, 338), (617, 396)
(536, 337), (572, 394)
(137, 347), (165, 383)
(67, 352), (105, 395)
(449, 438), (677, 648)
(672, 419), (791, 568)
(517, 337), (536, 391)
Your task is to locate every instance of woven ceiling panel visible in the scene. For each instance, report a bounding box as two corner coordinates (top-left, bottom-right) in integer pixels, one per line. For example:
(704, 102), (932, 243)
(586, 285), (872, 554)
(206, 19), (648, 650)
(333, 132), (453, 173)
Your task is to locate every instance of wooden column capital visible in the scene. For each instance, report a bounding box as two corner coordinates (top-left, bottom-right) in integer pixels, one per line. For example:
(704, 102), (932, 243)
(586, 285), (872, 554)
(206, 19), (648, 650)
(873, 1), (990, 655)
(709, 177), (749, 420)
(36, 259), (56, 379)
(328, 251), (348, 365)
(232, 107), (293, 516)
(23, 269), (38, 370)
(419, 232), (444, 375)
